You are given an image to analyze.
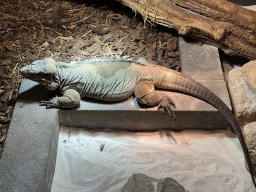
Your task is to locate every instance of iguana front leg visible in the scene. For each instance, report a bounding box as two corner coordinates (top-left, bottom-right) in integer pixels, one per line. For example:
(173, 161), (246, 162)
(40, 89), (81, 109)
(134, 80), (176, 119)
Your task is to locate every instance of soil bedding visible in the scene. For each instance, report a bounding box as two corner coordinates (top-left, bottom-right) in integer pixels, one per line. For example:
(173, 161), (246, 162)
(0, 0), (180, 157)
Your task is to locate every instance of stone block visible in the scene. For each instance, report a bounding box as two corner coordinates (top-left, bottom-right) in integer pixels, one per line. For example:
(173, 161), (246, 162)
(0, 79), (230, 192)
(59, 80), (231, 130)
(228, 67), (256, 124)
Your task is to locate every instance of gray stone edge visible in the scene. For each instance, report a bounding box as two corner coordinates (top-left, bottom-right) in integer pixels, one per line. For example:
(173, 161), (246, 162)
(0, 81), (59, 192)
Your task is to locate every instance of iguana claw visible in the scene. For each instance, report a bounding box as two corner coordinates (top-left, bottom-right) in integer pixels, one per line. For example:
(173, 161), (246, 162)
(40, 100), (58, 109)
(157, 96), (176, 120)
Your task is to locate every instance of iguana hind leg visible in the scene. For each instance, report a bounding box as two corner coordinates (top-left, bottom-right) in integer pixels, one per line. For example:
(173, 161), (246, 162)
(134, 80), (176, 119)
(40, 89), (81, 109)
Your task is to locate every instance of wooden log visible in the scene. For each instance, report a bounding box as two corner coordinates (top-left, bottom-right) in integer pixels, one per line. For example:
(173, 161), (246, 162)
(117, 0), (256, 60)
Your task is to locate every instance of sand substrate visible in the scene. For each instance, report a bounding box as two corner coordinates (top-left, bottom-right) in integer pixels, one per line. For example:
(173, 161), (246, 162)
(51, 126), (254, 192)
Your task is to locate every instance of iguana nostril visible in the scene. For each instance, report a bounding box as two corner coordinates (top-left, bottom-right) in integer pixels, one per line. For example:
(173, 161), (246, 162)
(20, 67), (26, 75)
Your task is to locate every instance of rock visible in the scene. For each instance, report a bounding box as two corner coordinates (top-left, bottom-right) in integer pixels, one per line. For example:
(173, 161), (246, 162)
(157, 177), (187, 192)
(243, 122), (256, 176)
(121, 173), (187, 192)
(228, 67), (256, 124)
(241, 60), (256, 93)
(121, 173), (157, 192)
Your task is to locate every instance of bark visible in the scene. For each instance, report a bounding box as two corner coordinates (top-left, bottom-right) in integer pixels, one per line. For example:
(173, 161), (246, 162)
(117, 0), (256, 60)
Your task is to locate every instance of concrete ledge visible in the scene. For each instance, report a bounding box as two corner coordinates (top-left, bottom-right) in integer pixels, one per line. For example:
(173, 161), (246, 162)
(0, 81), (59, 192)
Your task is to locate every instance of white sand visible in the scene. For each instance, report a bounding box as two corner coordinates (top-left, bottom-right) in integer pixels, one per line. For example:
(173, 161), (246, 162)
(51, 126), (254, 192)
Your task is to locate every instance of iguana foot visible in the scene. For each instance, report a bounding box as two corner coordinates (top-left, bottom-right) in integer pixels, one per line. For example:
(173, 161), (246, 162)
(157, 96), (176, 120)
(40, 100), (58, 109)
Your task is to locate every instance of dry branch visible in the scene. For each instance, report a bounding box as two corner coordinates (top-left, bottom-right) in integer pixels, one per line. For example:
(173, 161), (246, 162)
(117, 0), (256, 60)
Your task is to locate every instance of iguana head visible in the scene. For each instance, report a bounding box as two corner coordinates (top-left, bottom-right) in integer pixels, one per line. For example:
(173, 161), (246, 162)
(20, 58), (59, 91)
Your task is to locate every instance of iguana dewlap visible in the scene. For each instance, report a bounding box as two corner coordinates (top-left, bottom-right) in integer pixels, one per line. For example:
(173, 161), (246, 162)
(20, 57), (256, 188)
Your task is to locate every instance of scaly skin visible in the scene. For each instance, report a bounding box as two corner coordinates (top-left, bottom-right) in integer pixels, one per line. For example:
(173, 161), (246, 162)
(20, 58), (256, 188)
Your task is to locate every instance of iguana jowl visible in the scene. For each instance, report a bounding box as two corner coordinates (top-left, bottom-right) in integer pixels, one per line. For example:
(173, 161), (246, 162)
(20, 57), (256, 188)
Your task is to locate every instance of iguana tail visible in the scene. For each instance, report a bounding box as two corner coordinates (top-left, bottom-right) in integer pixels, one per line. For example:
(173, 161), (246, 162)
(156, 68), (256, 188)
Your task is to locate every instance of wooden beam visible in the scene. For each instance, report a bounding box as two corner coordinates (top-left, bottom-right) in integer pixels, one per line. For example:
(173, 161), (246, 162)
(117, 0), (256, 60)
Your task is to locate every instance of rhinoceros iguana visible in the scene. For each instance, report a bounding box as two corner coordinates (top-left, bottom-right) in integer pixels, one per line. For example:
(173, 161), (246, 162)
(20, 57), (256, 188)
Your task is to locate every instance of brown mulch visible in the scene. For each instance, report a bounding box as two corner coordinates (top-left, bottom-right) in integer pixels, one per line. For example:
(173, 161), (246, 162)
(0, 0), (180, 157)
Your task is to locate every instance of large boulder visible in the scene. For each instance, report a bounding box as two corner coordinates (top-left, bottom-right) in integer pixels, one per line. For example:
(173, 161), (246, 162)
(228, 67), (256, 124)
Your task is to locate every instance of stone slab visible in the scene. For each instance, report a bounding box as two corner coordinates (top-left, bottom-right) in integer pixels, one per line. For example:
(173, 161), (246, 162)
(178, 37), (224, 81)
(0, 80), (59, 192)
(59, 80), (231, 130)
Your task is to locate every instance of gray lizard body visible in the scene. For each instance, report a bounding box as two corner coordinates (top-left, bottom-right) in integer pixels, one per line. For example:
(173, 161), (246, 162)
(20, 57), (256, 188)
